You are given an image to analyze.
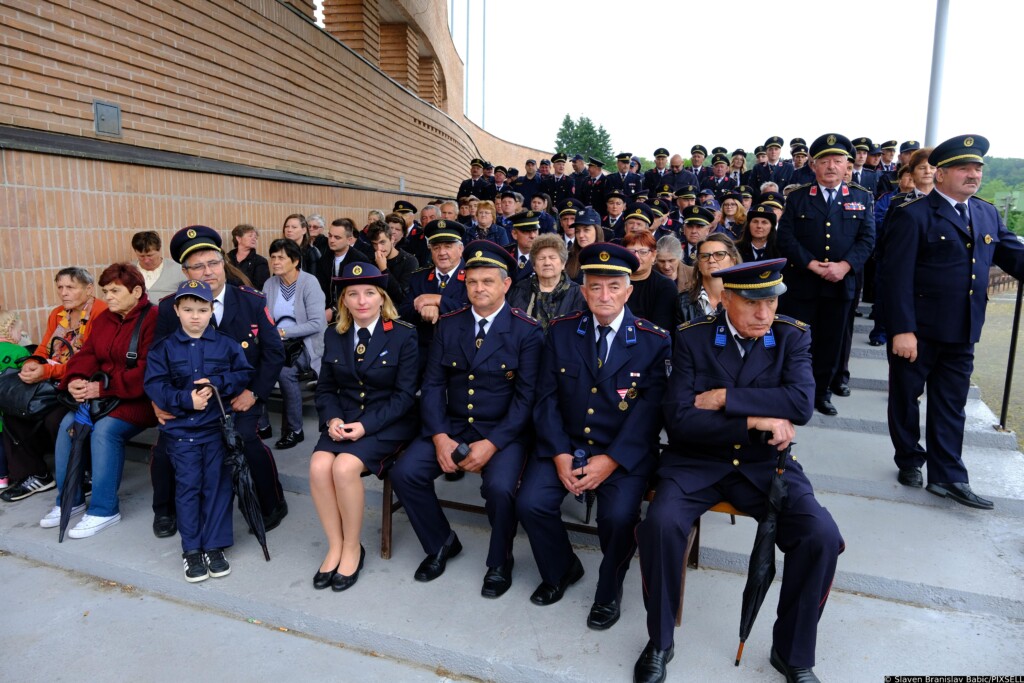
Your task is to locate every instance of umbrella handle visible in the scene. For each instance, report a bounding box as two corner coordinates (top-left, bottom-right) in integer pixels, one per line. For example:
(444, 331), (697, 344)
(196, 382), (228, 418)
(775, 443), (793, 473)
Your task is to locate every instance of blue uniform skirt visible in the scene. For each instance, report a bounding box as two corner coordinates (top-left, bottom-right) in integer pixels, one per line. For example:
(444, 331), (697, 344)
(313, 431), (405, 479)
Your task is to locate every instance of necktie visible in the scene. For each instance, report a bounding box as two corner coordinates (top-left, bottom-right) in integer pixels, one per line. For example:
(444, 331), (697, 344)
(854, 171), (861, 184)
(596, 325), (612, 368)
(439, 273), (450, 289)
(212, 301), (220, 328)
(825, 188), (836, 206)
(955, 202), (970, 229)
(518, 254), (527, 269)
(475, 318), (487, 350)
(355, 327), (370, 363)
(734, 334), (756, 358)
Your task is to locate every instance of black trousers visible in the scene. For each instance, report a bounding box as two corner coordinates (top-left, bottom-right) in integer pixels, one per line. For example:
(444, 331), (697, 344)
(780, 295), (853, 403)
(2, 407), (68, 480)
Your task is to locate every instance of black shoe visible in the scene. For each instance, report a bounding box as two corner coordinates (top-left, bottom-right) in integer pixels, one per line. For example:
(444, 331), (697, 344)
(444, 470), (465, 482)
(633, 640), (674, 683)
(313, 561), (339, 590)
(183, 551), (209, 583)
(153, 514), (177, 538)
(587, 599), (621, 630)
(274, 430), (304, 449)
(530, 554), (585, 605)
(897, 467), (923, 488)
(258, 425), (273, 440)
(262, 500), (289, 532)
(481, 558), (514, 599)
(926, 481), (994, 510)
(868, 338), (885, 347)
(203, 548), (231, 578)
(815, 400), (838, 416)
(0, 472), (56, 502)
(770, 647), (820, 683)
(830, 383), (851, 397)
(332, 545), (365, 592)
(414, 533), (462, 582)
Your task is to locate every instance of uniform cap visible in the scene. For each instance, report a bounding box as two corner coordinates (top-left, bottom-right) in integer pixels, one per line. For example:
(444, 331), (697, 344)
(653, 147), (670, 158)
(928, 134), (988, 168)
(170, 225), (222, 264)
(174, 279), (214, 303)
(615, 152), (632, 163)
(551, 152), (567, 163)
(578, 243), (639, 276)
(764, 136), (784, 149)
(747, 204), (779, 228)
(713, 258), (788, 299)
(424, 219), (465, 244)
(464, 240), (515, 272)
(682, 206), (715, 226)
(809, 133), (854, 159)
(393, 200), (417, 214)
(690, 145), (708, 156)
(510, 211), (542, 232)
(574, 208), (602, 226)
(900, 140), (921, 153)
(674, 185), (699, 200)
(624, 202), (653, 226)
(335, 261), (388, 290)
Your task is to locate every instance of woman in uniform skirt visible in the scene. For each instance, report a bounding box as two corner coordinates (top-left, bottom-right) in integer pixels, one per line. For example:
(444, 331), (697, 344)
(310, 262), (419, 591)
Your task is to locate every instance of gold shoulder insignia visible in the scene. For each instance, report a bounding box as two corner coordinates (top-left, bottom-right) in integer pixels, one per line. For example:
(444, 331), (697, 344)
(848, 182), (869, 192)
(413, 266), (434, 274)
(511, 308), (539, 325)
(973, 196), (995, 206)
(440, 305), (471, 319)
(678, 317), (717, 331)
(549, 311), (583, 326)
(773, 314), (809, 331)
(392, 319), (415, 329)
(897, 194), (926, 208)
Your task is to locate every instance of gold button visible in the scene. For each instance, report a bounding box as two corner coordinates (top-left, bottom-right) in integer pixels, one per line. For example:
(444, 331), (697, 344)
(382, 361), (387, 365)
(501, 364), (506, 369)
(468, 417), (474, 423)
(732, 459), (740, 466)
(825, 246), (830, 251)
(631, 382), (637, 387)
(825, 233), (830, 238)
(468, 389), (475, 395)
(971, 274), (976, 279)
(591, 387), (597, 394)
(467, 404), (473, 410)
(358, 381), (364, 386)
(560, 368), (566, 373)
(359, 404), (364, 410)
(972, 258), (976, 263)
(468, 374), (475, 381)
(359, 392), (365, 398)
(451, 362), (457, 367)
(587, 408), (594, 415)
(823, 258), (829, 263)
(966, 243), (972, 248)
(584, 427), (591, 434)
(792, 455), (797, 461)
(969, 289), (974, 295)
(587, 439), (594, 445)
(734, 444), (741, 450)
(825, 221), (831, 227)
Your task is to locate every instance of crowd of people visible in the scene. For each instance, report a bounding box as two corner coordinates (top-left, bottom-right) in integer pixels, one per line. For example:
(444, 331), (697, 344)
(0, 132), (1017, 683)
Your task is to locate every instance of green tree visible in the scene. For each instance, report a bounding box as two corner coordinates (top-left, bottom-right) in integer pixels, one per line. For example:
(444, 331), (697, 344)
(554, 114), (614, 166)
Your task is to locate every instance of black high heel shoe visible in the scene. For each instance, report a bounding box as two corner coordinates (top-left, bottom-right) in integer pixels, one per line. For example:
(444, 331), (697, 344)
(331, 545), (365, 592)
(313, 561), (340, 590)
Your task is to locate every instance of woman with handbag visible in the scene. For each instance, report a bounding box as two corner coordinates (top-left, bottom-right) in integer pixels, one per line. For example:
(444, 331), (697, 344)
(41, 264), (158, 538)
(1, 268), (107, 503)
(263, 239), (326, 450)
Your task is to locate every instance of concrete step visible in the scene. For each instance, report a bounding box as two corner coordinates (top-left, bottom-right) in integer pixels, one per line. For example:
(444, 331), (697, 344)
(3, 462), (1023, 683)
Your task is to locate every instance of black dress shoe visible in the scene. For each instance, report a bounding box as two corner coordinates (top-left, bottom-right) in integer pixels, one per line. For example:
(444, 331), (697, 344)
(444, 470), (465, 482)
(926, 481), (994, 510)
(530, 554), (585, 605)
(831, 383), (851, 397)
(770, 647), (820, 683)
(152, 514), (177, 538)
(332, 545), (365, 592)
(586, 599), (620, 630)
(815, 400), (838, 416)
(481, 557), (514, 599)
(313, 562), (339, 590)
(261, 500), (289, 532)
(274, 430), (304, 449)
(633, 640), (674, 683)
(414, 533), (462, 582)
(258, 425), (273, 440)
(897, 467), (923, 488)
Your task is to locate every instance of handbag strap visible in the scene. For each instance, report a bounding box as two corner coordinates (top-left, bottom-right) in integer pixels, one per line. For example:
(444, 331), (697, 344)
(125, 303), (152, 369)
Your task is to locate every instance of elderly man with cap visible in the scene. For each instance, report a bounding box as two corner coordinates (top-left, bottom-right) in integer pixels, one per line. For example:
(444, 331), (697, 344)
(577, 157), (606, 208)
(570, 153), (588, 186)
(791, 144), (815, 186)
(517, 242), (670, 628)
(505, 211), (542, 284)
(557, 198), (585, 248)
(458, 158), (492, 201)
(150, 226), (287, 539)
(542, 152), (576, 206)
(882, 135), (1024, 510)
(701, 153), (739, 201)
(394, 200), (429, 267)
(491, 165), (513, 196)
(603, 152), (644, 204)
(688, 145), (709, 183)
(390, 240), (543, 595)
(776, 133), (875, 417)
(679, 206), (716, 267)
(399, 220), (469, 379)
(668, 185), (699, 226)
(643, 148), (671, 195)
(634, 258), (844, 683)
(750, 136), (795, 191)
(512, 159), (543, 206)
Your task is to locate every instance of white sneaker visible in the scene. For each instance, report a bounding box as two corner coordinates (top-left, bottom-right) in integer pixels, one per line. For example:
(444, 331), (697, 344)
(67, 513), (121, 538)
(39, 504), (86, 528)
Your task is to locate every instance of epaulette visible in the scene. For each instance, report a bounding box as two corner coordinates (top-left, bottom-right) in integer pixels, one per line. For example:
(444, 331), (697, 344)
(773, 314), (809, 331)
(238, 285), (266, 298)
(897, 194), (926, 208)
(847, 182), (869, 193)
(548, 311), (583, 326)
(973, 196), (995, 206)
(391, 318), (415, 329)
(413, 266), (434, 274)
(635, 318), (669, 338)
(677, 315), (717, 332)
(793, 182), (813, 191)
(510, 308), (539, 326)
(440, 304), (471, 319)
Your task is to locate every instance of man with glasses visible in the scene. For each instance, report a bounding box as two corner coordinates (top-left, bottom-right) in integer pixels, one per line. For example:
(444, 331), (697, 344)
(662, 155), (699, 193)
(149, 226), (287, 539)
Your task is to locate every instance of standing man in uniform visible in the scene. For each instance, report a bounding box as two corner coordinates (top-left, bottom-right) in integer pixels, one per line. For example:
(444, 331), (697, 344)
(645, 150), (673, 195)
(603, 153), (644, 204)
(517, 243), (670, 630)
(688, 145), (709, 183)
(634, 258), (843, 683)
(775, 133), (875, 416)
(394, 200), (429, 267)
(701, 153), (739, 201)
(542, 152), (576, 206)
(571, 153), (589, 187)
(457, 158), (491, 200)
(577, 157), (606, 208)
(751, 136), (795, 190)
(512, 159), (543, 206)
(505, 211), (541, 284)
(390, 241), (543, 595)
(150, 226), (287, 538)
(882, 135), (1024, 509)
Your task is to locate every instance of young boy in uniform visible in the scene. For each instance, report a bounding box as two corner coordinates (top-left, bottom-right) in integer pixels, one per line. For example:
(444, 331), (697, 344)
(144, 280), (252, 582)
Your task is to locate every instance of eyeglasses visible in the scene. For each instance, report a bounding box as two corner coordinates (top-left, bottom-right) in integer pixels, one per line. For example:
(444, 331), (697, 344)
(184, 258), (224, 273)
(628, 248), (653, 257)
(697, 251), (730, 262)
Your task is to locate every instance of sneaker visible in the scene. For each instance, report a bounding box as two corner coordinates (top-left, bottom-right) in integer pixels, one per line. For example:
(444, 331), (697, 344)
(2, 473), (57, 502)
(0, 477), (8, 490)
(183, 551), (209, 583)
(67, 513), (121, 538)
(39, 503), (86, 528)
(204, 548), (231, 578)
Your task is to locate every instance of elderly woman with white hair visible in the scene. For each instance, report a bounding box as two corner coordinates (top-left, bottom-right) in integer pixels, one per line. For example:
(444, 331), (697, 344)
(655, 234), (695, 294)
(506, 233), (585, 330)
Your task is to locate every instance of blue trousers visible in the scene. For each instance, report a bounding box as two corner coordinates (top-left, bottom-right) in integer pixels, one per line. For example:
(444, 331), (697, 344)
(390, 435), (526, 568)
(55, 413), (142, 517)
(517, 454), (648, 604)
(167, 438), (234, 553)
(637, 471), (843, 668)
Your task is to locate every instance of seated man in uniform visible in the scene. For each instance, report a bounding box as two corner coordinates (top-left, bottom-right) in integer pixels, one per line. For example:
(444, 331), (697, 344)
(634, 258), (844, 683)
(517, 243), (670, 630)
(390, 240), (543, 596)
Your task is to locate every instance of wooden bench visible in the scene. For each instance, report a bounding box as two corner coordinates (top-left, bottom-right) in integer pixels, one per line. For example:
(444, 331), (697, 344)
(378, 472), (749, 627)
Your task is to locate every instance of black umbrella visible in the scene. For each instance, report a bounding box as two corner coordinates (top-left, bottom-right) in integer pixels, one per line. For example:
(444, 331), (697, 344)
(734, 443), (793, 666)
(203, 383), (270, 561)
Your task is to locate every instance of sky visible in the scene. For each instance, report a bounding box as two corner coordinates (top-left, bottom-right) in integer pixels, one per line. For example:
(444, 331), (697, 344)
(446, 0), (1021, 159)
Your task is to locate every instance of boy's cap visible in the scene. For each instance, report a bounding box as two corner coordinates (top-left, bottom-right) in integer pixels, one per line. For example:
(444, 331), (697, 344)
(175, 279), (214, 303)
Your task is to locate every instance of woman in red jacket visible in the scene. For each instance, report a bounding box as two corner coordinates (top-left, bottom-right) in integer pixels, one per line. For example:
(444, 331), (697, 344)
(40, 264), (158, 539)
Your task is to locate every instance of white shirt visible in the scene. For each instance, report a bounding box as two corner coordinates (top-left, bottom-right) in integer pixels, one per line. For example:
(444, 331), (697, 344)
(724, 312), (754, 357)
(593, 307), (626, 363)
(934, 188), (969, 221)
(213, 287), (226, 326)
(353, 316), (380, 352)
(472, 303), (505, 336)
(818, 183), (841, 203)
(435, 264), (460, 283)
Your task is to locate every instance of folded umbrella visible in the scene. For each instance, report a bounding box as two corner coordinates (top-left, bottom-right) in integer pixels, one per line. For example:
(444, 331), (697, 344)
(58, 402), (93, 543)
